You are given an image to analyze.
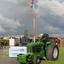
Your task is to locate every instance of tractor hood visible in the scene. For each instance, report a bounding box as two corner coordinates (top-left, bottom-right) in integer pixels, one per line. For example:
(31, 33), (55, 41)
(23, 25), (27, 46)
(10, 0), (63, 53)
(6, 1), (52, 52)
(27, 42), (44, 51)
(27, 42), (44, 47)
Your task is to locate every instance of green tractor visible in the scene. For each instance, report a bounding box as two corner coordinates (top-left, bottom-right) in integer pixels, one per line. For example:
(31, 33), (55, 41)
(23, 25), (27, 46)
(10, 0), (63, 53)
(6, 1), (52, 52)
(17, 34), (59, 64)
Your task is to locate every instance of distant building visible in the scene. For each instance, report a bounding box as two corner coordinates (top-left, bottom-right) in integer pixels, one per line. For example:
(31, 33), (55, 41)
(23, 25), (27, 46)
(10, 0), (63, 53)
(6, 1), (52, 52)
(3, 36), (10, 40)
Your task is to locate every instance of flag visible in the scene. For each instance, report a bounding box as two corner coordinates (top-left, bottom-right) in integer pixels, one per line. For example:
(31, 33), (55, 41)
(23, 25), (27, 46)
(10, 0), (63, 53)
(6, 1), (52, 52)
(28, 0), (38, 8)
(30, 0), (34, 8)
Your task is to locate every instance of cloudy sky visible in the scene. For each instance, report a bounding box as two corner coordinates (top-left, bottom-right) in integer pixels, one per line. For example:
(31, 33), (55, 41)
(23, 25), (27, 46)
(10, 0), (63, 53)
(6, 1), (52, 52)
(0, 0), (64, 37)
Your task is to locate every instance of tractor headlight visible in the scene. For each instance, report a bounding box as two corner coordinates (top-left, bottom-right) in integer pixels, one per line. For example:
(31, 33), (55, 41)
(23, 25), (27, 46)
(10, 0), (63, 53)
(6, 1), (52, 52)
(26, 55), (32, 62)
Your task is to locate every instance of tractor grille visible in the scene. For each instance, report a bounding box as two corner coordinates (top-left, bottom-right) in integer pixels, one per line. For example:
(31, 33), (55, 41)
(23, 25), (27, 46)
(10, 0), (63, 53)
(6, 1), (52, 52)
(32, 46), (41, 53)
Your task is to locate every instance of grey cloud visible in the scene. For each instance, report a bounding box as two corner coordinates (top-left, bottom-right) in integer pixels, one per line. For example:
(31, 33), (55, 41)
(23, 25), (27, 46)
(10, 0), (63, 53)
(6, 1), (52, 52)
(0, 0), (64, 37)
(0, 0), (32, 35)
(0, 14), (25, 35)
(56, 0), (64, 3)
(36, 0), (64, 35)
(38, 10), (64, 34)
(38, 0), (64, 16)
(7, 0), (18, 4)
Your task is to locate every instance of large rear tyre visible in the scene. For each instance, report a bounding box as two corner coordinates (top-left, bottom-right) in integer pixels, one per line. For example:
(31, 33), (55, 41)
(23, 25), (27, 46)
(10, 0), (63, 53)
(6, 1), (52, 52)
(46, 42), (59, 60)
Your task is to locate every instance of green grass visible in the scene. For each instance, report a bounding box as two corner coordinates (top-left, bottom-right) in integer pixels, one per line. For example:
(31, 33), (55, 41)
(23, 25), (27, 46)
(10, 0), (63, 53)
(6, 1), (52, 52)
(41, 47), (64, 64)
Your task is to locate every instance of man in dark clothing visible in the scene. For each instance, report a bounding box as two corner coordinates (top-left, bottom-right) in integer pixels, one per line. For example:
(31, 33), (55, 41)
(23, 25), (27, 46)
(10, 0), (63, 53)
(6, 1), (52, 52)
(40, 33), (49, 43)
(40, 33), (49, 59)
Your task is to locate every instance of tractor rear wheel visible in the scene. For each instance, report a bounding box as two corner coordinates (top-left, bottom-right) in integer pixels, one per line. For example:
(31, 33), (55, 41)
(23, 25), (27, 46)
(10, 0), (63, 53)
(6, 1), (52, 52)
(46, 42), (59, 60)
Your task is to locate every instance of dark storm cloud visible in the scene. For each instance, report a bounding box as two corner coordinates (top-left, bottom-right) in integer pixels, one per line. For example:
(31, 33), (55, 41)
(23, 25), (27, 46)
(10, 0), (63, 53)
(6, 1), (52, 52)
(56, 0), (64, 3)
(0, 0), (29, 35)
(0, 0), (64, 37)
(37, 0), (64, 36)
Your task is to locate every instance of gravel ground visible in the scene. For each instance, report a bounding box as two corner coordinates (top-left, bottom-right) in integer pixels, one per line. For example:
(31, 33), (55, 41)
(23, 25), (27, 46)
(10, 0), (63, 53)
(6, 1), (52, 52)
(0, 47), (19, 64)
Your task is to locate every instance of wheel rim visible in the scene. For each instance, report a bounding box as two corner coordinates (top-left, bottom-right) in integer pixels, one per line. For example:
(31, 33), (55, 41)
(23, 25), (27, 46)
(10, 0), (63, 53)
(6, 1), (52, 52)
(53, 47), (58, 59)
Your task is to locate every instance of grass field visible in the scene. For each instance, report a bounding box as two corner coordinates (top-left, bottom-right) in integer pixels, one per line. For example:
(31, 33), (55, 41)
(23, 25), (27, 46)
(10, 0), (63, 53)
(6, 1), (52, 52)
(41, 47), (64, 64)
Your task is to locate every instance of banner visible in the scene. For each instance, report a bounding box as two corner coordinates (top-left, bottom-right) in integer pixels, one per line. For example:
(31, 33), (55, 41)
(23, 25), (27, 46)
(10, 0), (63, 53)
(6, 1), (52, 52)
(9, 47), (27, 57)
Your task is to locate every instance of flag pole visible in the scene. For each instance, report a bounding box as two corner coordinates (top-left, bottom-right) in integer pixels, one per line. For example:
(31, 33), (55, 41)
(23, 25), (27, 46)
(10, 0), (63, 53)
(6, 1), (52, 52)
(31, 0), (36, 43)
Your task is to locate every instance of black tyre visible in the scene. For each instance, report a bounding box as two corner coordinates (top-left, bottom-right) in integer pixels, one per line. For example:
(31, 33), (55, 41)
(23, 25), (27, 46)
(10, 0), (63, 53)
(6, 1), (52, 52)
(20, 63), (26, 64)
(46, 42), (59, 60)
(33, 56), (41, 64)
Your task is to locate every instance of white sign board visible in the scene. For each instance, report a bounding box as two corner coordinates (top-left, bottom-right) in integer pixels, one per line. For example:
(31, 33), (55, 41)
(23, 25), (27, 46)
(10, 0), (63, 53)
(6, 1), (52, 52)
(9, 38), (15, 46)
(9, 47), (27, 57)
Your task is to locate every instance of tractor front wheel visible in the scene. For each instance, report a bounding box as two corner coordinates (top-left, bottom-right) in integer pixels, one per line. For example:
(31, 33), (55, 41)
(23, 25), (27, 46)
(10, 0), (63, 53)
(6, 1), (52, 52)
(33, 56), (41, 64)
